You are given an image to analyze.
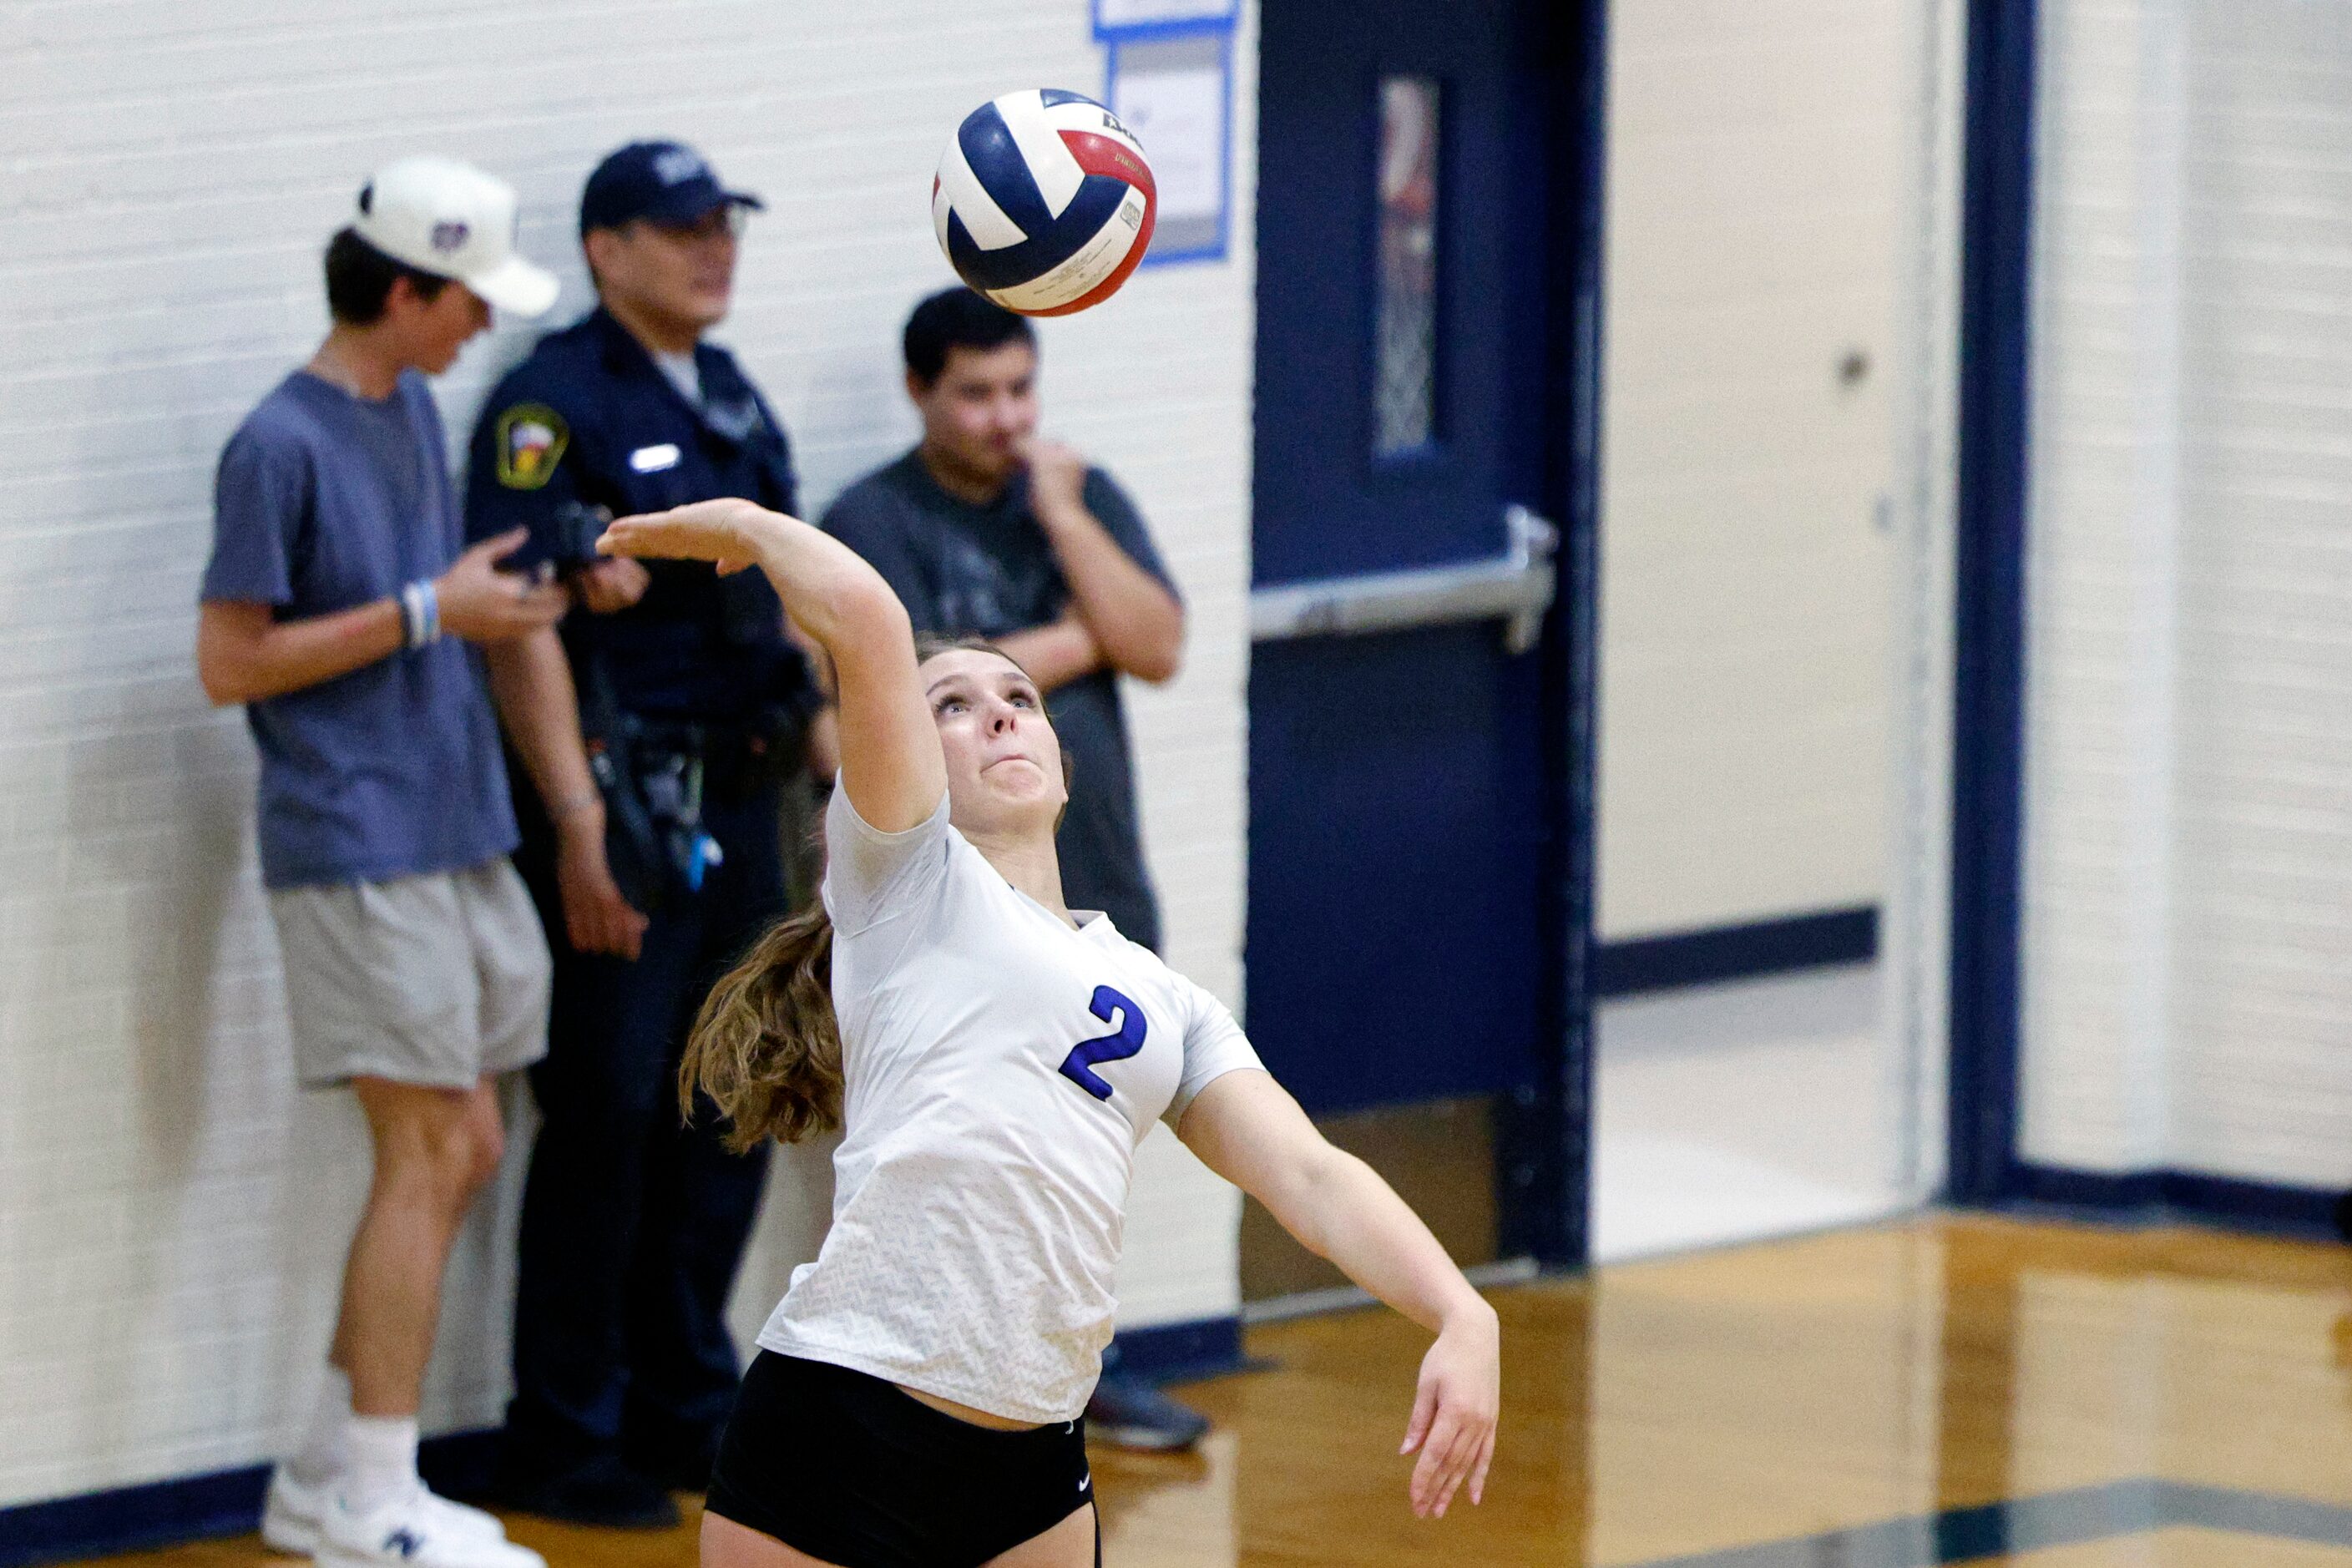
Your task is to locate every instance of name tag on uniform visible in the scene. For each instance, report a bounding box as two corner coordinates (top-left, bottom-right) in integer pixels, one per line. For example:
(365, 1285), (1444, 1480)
(628, 443), (681, 473)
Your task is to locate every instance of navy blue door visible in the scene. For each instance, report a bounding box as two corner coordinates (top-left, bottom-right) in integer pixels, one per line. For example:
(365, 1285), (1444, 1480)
(1248, 0), (1572, 1145)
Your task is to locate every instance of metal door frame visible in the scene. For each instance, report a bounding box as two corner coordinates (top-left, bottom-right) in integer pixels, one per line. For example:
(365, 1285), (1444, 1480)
(1245, 0), (1610, 1269)
(1512, 0), (1608, 1269)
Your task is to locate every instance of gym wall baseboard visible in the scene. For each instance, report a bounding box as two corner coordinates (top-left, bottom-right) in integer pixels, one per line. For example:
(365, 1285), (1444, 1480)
(0, 1430), (499, 1568)
(2003, 1163), (2351, 1242)
(0, 1318), (1246, 1568)
(1591, 905), (1879, 998)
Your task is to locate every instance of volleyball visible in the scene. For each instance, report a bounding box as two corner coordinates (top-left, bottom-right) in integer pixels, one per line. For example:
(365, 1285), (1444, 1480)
(932, 89), (1157, 316)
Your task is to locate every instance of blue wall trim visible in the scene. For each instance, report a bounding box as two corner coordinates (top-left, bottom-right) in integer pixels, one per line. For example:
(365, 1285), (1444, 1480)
(1499, 0), (1606, 1272)
(2007, 1163), (2348, 1239)
(1591, 907), (1878, 998)
(0, 1430), (500, 1568)
(1627, 1479), (2352, 1567)
(0, 1321), (1254, 1568)
(0, 1466), (264, 1568)
(1945, 0), (2038, 1205)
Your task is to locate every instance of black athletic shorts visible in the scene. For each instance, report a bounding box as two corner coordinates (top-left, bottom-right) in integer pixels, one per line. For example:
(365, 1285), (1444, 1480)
(706, 1352), (1098, 1568)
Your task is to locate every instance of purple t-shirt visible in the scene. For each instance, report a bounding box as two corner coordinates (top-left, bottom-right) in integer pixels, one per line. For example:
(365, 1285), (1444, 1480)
(201, 370), (516, 890)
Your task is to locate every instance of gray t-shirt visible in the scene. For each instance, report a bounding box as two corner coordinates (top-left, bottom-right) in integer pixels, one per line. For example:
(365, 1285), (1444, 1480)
(821, 449), (1174, 950)
(200, 370), (517, 890)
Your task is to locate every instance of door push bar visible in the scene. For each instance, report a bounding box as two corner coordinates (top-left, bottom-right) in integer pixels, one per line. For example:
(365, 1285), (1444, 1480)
(1247, 503), (1560, 655)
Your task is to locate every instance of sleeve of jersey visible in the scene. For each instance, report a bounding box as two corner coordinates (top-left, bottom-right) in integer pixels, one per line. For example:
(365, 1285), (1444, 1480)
(463, 372), (586, 547)
(820, 782), (955, 938)
(200, 426), (307, 607)
(1162, 980), (1268, 1130)
(1082, 468), (1181, 603)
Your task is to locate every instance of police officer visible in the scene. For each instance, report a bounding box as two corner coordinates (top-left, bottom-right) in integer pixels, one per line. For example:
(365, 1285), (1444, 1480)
(467, 140), (819, 1529)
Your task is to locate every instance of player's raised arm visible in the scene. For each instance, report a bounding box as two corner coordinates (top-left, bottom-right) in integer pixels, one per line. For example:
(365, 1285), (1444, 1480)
(596, 499), (943, 832)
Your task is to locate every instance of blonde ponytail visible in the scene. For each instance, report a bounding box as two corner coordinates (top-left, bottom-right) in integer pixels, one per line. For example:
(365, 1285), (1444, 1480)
(680, 903), (842, 1151)
(684, 633), (1047, 1150)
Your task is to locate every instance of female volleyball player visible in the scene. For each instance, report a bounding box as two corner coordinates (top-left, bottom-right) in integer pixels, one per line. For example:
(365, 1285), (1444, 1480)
(595, 498), (1500, 1568)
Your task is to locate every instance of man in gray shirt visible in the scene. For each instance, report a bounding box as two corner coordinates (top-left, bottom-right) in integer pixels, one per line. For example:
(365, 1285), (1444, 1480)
(822, 287), (1182, 950)
(822, 287), (1211, 1449)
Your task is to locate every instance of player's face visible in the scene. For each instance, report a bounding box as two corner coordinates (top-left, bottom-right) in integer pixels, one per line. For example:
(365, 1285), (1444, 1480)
(592, 207), (741, 333)
(397, 279), (492, 375)
(910, 341), (1040, 487)
(922, 649), (1066, 839)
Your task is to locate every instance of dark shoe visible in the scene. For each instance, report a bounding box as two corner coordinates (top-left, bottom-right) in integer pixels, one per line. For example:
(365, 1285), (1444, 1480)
(1085, 1369), (1210, 1452)
(488, 1452), (680, 1530)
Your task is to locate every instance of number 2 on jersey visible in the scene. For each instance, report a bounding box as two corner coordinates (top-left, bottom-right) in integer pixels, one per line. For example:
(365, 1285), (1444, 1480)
(1059, 986), (1146, 1101)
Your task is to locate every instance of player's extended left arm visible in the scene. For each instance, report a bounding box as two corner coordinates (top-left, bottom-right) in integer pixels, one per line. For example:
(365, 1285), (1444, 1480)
(1176, 1069), (1500, 1518)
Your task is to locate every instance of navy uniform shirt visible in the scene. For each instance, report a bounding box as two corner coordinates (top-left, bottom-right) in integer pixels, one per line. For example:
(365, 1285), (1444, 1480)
(464, 306), (809, 723)
(822, 449), (1174, 952)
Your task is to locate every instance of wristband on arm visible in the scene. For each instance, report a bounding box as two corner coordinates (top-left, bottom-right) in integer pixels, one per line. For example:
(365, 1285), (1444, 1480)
(400, 579), (441, 650)
(551, 787), (602, 822)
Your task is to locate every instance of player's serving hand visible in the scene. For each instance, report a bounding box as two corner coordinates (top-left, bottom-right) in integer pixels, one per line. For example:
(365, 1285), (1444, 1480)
(598, 498), (789, 576)
(1402, 1303), (1500, 1519)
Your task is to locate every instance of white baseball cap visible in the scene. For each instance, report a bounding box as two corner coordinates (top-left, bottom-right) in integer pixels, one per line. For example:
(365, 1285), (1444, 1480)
(351, 156), (559, 317)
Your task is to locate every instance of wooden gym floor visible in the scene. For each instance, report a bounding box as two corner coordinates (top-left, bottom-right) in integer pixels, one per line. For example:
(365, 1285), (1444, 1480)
(62, 1213), (2352, 1566)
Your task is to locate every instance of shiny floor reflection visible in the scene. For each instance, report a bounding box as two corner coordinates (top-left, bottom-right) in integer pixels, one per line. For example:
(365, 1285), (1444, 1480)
(1094, 1214), (2352, 1566)
(53, 1216), (2352, 1567)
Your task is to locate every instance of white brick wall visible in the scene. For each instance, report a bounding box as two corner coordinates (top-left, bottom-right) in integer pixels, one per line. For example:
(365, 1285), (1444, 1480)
(1595, 0), (1909, 940)
(0, 0), (1257, 1506)
(2020, 0), (2352, 1188)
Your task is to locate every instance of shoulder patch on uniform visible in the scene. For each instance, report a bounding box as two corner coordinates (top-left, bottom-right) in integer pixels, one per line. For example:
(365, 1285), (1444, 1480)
(494, 403), (569, 490)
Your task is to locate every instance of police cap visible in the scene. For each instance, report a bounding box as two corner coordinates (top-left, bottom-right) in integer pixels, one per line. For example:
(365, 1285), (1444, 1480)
(579, 140), (764, 235)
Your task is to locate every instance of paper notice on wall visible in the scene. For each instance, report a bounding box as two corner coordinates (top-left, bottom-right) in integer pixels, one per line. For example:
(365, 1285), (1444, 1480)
(1110, 32), (1229, 258)
(1119, 67), (1222, 221)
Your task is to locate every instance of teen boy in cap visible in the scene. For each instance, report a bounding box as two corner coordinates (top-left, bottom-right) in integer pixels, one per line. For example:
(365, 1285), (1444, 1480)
(464, 139), (820, 1527)
(197, 157), (564, 1568)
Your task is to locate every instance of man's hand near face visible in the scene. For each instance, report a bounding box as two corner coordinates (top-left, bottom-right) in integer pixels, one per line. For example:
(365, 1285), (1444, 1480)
(1014, 436), (1185, 685)
(1022, 438), (1090, 525)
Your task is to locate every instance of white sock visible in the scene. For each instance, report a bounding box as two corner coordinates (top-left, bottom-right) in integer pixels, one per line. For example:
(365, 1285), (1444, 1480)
(337, 1414), (421, 1515)
(288, 1365), (352, 1485)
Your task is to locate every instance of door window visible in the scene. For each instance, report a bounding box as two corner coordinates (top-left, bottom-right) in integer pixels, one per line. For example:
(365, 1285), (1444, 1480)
(1373, 74), (1442, 457)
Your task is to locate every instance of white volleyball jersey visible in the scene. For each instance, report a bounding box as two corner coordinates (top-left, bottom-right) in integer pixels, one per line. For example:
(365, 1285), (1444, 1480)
(754, 787), (1264, 1424)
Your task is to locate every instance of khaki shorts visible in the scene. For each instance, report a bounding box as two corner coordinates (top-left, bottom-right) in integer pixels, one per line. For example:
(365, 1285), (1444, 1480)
(270, 858), (552, 1091)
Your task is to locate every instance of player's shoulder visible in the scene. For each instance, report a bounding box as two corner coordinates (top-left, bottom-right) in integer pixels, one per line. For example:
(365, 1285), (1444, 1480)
(1087, 918), (1180, 984)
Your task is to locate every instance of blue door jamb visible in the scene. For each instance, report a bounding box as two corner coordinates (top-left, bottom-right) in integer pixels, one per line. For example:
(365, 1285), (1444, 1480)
(1945, 0), (2037, 1204)
(1499, 0), (1607, 1270)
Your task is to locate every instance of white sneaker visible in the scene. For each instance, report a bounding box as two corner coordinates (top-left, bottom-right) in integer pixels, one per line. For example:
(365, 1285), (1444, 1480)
(263, 1467), (508, 1555)
(310, 1480), (534, 1568)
